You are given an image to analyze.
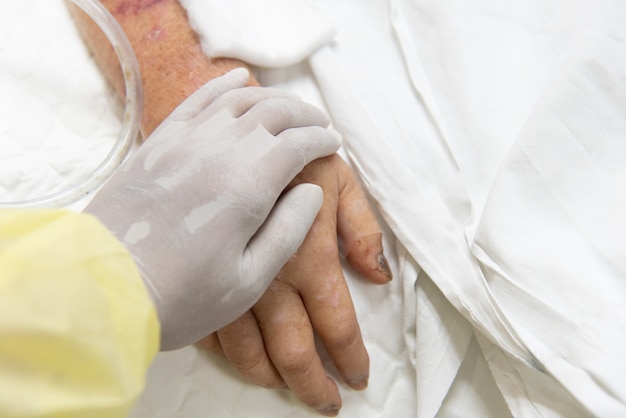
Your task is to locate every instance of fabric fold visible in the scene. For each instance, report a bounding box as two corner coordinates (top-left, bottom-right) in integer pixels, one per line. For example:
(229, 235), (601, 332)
(473, 2), (626, 414)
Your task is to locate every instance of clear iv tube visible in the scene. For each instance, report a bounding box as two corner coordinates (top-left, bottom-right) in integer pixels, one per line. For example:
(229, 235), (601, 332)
(0, 0), (143, 209)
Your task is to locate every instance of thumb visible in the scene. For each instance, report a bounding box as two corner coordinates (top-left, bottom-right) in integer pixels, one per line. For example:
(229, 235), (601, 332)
(242, 183), (323, 285)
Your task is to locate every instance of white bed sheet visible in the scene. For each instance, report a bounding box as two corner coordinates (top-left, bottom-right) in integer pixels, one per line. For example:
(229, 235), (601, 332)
(3, 0), (626, 417)
(303, 0), (626, 416)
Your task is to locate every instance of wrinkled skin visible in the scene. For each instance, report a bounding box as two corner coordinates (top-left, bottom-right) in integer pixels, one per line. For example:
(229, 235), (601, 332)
(69, 1), (391, 416)
(199, 154), (391, 416)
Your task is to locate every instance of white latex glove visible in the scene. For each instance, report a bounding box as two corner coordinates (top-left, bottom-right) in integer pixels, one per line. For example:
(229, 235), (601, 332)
(85, 68), (341, 350)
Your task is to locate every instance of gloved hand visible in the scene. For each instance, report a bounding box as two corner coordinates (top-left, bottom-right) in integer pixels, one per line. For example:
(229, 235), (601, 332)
(85, 68), (341, 350)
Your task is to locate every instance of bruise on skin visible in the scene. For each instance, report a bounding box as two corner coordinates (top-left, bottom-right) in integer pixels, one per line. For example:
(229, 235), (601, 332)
(115, 0), (166, 16)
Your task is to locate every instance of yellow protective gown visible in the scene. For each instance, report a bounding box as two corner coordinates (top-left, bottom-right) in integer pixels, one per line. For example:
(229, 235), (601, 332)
(0, 209), (159, 418)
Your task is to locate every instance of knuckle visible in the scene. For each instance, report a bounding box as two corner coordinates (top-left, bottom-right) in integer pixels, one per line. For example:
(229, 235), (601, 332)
(276, 345), (316, 376)
(324, 317), (361, 352)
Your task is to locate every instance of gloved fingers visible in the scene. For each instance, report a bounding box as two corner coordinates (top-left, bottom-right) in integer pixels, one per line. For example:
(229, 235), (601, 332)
(253, 280), (343, 417)
(276, 126), (342, 166)
(249, 127), (342, 191)
(336, 155), (391, 284)
(215, 310), (285, 389)
(161, 67), (251, 124)
(195, 86), (299, 121)
(243, 183), (323, 279)
(239, 97), (331, 136)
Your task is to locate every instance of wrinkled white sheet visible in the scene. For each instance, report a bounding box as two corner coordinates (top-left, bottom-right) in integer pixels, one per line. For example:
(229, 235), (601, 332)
(304, 0), (626, 416)
(185, 0), (626, 416)
(3, 0), (626, 417)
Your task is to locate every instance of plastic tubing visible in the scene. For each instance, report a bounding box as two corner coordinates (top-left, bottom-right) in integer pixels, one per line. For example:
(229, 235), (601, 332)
(0, 0), (142, 209)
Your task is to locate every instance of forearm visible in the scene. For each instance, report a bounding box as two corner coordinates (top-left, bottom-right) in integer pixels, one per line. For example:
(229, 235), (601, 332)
(68, 0), (257, 136)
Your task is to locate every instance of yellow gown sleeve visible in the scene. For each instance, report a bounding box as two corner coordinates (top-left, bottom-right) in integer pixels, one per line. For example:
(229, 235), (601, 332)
(0, 209), (160, 418)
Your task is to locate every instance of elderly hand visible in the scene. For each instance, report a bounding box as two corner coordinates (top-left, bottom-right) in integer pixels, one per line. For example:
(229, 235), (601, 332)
(70, 0), (391, 413)
(198, 153), (391, 417)
(86, 69), (341, 350)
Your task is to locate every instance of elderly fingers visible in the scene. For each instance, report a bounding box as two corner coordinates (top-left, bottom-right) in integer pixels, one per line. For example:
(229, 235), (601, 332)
(253, 281), (342, 417)
(301, 272), (370, 391)
(216, 310), (285, 389)
(336, 158), (392, 284)
(196, 333), (224, 356)
(278, 180), (371, 392)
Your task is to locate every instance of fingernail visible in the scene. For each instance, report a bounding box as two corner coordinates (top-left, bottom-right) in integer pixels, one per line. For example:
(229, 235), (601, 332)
(347, 375), (369, 390)
(378, 253), (393, 280)
(319, 407), (340, 417)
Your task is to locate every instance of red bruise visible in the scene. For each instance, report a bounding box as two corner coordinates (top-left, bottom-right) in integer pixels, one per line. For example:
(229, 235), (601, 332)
(115, 0), (166, 16)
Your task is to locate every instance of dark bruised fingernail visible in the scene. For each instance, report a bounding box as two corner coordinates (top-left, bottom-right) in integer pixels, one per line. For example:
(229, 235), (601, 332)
(378, 253), (392, 280)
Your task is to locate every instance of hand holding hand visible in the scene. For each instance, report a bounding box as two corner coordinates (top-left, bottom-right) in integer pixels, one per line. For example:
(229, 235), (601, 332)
(86, 68), (341, 350)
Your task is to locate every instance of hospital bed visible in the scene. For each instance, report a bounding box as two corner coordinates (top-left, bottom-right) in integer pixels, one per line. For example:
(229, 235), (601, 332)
(2, 0), (625, 416)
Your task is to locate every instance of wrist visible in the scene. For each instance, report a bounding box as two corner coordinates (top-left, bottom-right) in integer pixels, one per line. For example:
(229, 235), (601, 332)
(70, 0), (258, 136)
